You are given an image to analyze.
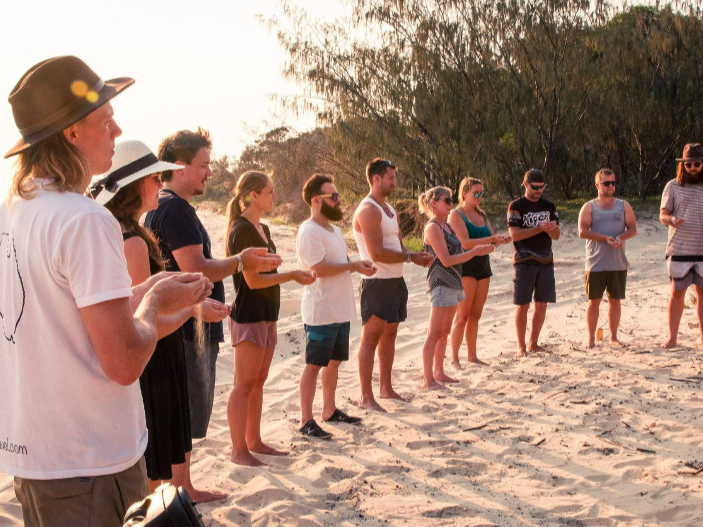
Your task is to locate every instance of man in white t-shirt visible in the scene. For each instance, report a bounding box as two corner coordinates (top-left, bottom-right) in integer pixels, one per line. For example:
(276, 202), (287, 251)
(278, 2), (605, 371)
(0, 56), (212, 526)
(296, 174), (376, 439)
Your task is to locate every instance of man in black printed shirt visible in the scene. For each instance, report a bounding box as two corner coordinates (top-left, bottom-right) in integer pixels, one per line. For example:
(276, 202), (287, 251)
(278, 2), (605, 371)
(507, 169), (560, 358)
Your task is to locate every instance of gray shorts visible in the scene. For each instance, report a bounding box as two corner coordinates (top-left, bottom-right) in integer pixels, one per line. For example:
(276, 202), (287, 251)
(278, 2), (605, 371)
(427, 286), (466, 307)
(668, 260), (703, 291)
(14, 458), (147, 527)
(513, 263), (556, 305)
(184, 340), (220, 439)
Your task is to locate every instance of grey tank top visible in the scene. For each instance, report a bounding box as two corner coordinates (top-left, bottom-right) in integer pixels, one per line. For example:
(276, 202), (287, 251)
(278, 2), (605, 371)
(585, 199), (629, 272)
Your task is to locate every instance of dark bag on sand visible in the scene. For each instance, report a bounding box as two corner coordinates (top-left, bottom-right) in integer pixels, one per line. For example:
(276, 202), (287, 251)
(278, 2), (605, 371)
(123, 484), (206, 527)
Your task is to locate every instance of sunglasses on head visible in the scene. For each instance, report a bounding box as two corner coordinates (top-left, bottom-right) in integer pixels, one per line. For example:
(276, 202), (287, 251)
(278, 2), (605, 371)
(529, 183), (546, 191)
(473, 191), (484, 199)
(599, 181), (616, 187)
(379, 159), (394, 168)
(684, 161), (702, 169)
(317, 193), (340, 202)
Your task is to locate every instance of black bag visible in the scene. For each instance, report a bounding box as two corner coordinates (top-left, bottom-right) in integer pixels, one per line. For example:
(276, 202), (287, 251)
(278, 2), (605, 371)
(123, 484), (206, 527)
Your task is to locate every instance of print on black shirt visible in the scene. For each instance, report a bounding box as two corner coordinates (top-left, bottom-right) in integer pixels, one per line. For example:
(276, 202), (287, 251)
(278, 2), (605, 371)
(507, 197), (559, 265)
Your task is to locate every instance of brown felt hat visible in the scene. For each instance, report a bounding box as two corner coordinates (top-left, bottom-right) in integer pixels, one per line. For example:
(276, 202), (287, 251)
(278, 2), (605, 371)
(5, 56), (134, 158)
(676, 143), (703, 162)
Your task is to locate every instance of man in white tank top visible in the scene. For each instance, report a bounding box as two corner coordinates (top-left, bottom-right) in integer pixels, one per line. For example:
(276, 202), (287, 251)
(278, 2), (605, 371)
(352, 159), (433, 412)
(577, 168), (636, 349)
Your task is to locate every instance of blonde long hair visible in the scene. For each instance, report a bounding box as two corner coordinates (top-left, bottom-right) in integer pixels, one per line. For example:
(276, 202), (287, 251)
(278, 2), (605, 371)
(9, 133), (89, 203)
(458, 177), (487, 218)
(418, 186), (452, 217)
(225, 171), (271, 256)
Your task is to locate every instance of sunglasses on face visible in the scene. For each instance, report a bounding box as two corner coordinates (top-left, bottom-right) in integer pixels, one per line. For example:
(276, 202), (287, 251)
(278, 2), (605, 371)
(473, 191), (484, 199)
(529, 183), (546, 191)
(684, 161), (702, 169)
(435, 196), (453, 205)
(599, 181), (616, 187)
(317, 193), (340, 202)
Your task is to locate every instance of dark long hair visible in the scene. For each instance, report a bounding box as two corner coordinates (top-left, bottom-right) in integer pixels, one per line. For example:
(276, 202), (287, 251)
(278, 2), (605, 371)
(677, 162), (703, 186)
(104, 178), (165, 271)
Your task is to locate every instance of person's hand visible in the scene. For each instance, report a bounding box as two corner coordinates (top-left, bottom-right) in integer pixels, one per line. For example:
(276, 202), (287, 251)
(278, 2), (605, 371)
(240, 247), (283, 273)
(605, 236), (618, 247)
(670, 216), (685, 227)
(411, 251), (434, 267)
(614, 236), (624, 249)
(196, 299), (231, 323)
(292, 270), (317, 285)
(141, 271), (179, 290)
(471, 244), (495, 257)
(541, 221), (558, 233)
(354, 260), (377, 277)
(151, 273), (212, 314)
(501, 233), (512, 244)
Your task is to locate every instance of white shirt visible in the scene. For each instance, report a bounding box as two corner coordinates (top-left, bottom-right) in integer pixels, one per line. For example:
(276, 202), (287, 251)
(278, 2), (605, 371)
(0, 188), (146, 479)
(353, 196), (404, 279)
(296, 220), (356, 325)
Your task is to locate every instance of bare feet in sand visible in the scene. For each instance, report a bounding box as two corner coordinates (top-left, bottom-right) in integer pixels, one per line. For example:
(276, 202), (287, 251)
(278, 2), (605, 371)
(586, 339), (596, 349)
(528, 343), (548, 352)
(230, 451), (266, 467)
(661, 337), (678, 349)
(452, 360), (463, 370)
(422, 380), (448, 390)
(435, 373), (459, 383)
(351, 397), (387, 413)
(608, 338), (629, 348)
(466, 357), (487, 366)
(186, 487), (228, 503)
(249, 443), (288, 456)
(516, 347), (528, 358)
(379, 389), (408, 402)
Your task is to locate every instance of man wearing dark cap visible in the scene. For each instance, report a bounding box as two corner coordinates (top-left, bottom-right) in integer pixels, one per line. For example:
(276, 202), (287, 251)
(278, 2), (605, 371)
(507, 169), (560, 357)
(660, 143), (703, 348)
(0, 56), (212, 526)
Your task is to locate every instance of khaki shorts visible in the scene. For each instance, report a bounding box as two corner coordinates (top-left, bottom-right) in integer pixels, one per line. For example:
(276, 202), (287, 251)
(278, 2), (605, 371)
(14, 457), (147, 527)
(229, 318), (278, 349)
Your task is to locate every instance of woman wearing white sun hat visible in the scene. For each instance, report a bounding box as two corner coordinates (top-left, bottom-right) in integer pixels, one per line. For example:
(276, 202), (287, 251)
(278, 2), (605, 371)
(89, 140), (230, 503)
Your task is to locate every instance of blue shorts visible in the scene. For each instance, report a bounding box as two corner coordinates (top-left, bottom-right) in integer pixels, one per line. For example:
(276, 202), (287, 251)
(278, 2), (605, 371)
(304, 322), (351, 366)
(428, 286), (466, 308)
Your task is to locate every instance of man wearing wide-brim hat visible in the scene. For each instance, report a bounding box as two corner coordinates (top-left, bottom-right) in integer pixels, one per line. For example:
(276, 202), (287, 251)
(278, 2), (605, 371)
(0, 56), (213, 527)
(660, 142), (703, 349)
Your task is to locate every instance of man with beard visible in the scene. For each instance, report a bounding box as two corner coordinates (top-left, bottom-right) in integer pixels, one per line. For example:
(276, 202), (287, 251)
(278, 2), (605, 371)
(296, 174), (376, 438)
(578, 168), (637, 348)
(353, 159), (434, 412)
(660, 143), (703, 348)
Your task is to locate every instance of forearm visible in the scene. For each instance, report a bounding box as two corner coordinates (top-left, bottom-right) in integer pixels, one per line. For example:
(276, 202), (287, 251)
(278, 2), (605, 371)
(118, 293), (160, 383)
(195, 256), (239, 283)
(548, 228), (561, 241)
(311, 261), (355, 278)
(130, 281), (150, 313)
(460, 237), (494, 250)
(509, 226), (543, 242)
(156, 306), (196, 339)
(579, 229), (609, 242)
(244, 271), (293, 289)
(618, 226), (637, 241)
(660, 211), (673, 226)
(369, 246), (406, 264)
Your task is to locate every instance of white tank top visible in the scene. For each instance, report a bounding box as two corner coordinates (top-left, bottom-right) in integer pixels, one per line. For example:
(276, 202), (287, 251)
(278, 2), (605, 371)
(353, 196), (404, 279)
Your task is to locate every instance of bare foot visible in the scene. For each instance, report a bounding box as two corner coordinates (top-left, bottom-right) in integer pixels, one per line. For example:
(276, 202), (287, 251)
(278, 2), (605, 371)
(186, 487), (228, 503)
(249, 443), (288, 456)
(230, 451), (265, 467)
(422, 380), (448, 390)
(379, 389), (408, 402)
(608, 339), (629, 348)
(516, 348), (528, 358)
(466, 357), (487, 366)
(661, 337), (678, 349)
(351, 397), (387, 413)
(586, 340), (595, 349)
(435, 373), (460, 383)
(528, 343), (548, 352)
(452, 360), (463, 370)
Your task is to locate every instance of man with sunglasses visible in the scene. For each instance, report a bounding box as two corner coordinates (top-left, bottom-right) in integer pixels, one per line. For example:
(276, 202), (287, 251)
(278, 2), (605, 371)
(353, 158), (434, 411)
(578, 169), (637, 348)
(660, 143), (703, 348)
(507, 169), (560, 357)
(295, 174), (376, 438)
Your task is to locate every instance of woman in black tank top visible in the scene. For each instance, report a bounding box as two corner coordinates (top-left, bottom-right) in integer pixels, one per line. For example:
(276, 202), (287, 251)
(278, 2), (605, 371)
(89, 141), (231, 502)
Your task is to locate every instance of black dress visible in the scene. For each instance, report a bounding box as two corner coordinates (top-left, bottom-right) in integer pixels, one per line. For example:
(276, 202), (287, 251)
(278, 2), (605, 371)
(123, 232), (193, 481)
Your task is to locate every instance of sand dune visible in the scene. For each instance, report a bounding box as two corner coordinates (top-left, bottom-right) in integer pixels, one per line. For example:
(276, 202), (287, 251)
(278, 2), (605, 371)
(2, 208), (702, 527)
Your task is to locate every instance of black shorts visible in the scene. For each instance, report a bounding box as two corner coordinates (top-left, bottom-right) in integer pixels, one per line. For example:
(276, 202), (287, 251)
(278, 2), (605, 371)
(584, 270), (627, 300)
(304, 323), (350, 366)
(513, 263), (556, 305)
(461, 255), (493, 281)
(360, 277), (408, 325)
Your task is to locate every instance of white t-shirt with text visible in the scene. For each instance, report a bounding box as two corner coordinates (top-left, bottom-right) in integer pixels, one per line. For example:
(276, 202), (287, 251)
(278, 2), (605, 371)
(0, 189), (146, 479)
(296, 220), (357, 326)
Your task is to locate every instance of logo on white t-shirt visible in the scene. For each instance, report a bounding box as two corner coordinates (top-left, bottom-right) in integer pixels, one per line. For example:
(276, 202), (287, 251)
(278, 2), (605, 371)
(0, 232), (25, 344)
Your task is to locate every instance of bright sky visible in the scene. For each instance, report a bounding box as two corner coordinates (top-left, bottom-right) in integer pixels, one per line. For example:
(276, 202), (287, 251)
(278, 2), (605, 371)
(0, 0), (345, 194)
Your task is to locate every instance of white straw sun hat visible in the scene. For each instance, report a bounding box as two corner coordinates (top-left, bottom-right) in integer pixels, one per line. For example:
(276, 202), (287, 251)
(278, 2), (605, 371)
(88, 140), (183, 205)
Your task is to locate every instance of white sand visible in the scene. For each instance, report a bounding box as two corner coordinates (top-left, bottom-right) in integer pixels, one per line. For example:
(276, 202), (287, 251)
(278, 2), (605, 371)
(2, 208), (703, 527)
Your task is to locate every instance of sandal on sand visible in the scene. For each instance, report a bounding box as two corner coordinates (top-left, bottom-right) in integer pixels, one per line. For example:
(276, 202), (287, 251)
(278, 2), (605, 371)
(323, 409), (362, 425)
(300, 420), (333, 439)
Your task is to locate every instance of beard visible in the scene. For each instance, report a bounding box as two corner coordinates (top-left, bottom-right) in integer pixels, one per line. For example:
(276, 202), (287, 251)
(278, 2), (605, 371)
(320, 201), (343, 221)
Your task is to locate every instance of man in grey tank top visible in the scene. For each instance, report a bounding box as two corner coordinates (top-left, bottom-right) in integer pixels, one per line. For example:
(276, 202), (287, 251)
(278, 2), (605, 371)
(578, 168), (637, 348)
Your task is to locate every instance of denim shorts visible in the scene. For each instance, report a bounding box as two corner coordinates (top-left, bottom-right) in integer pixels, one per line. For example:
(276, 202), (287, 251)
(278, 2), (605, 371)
(428, 286), (466, 308)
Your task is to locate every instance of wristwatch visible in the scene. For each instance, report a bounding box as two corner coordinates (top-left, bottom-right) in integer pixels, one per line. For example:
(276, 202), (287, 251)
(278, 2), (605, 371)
(405, 251), (412, 264)
(235, 255), (244, 273)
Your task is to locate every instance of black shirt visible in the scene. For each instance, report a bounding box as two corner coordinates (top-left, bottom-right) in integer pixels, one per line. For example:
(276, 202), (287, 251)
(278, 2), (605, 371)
(145, 189), (225, 342)
(227, 216), (280, 323)
(507, 196), (559, 265)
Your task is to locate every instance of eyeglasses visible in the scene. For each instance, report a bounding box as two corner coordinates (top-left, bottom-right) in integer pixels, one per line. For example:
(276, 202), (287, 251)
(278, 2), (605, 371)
(473, 191), (484, 199)
(684, 161), (702, 169)
(529, 184), (546, 191)
(317, 193), (340, 202)
(599, 181), (616, 187)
